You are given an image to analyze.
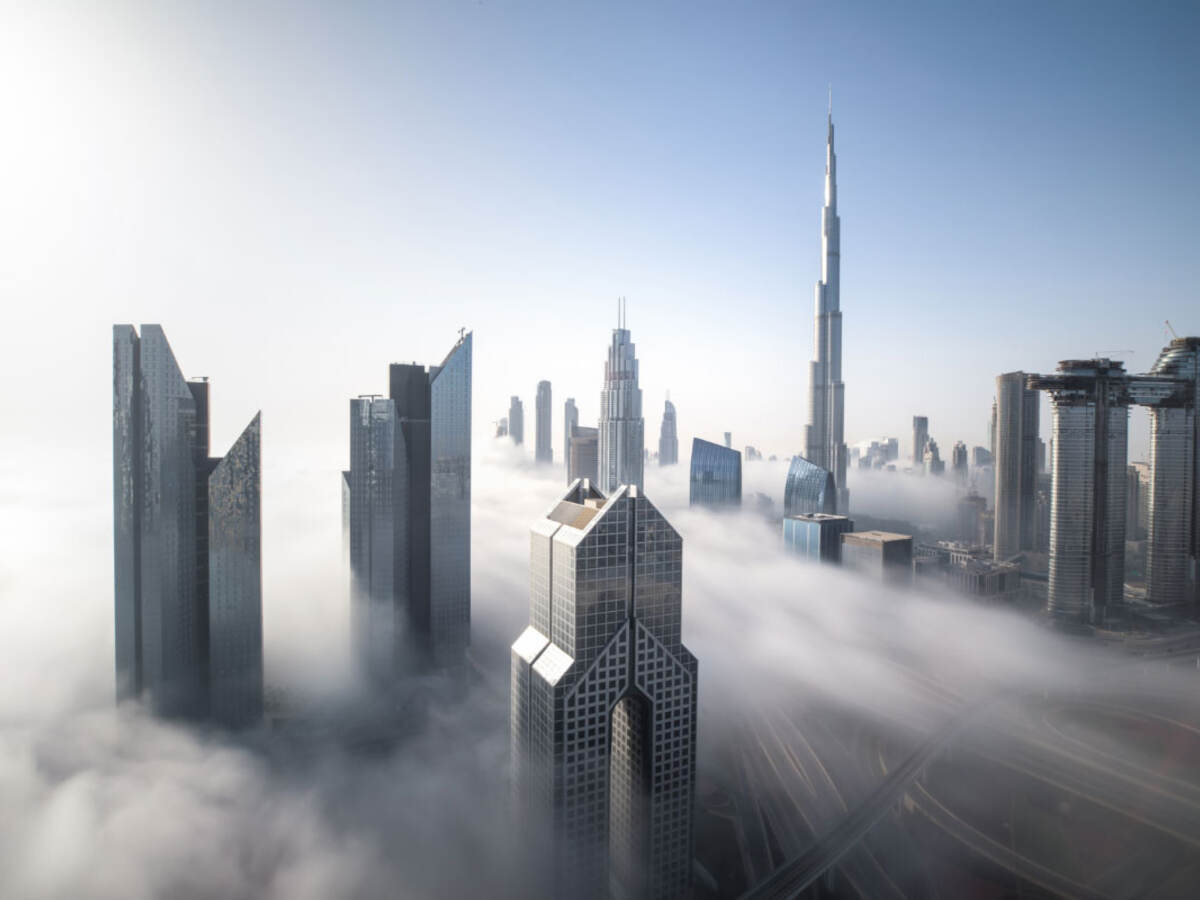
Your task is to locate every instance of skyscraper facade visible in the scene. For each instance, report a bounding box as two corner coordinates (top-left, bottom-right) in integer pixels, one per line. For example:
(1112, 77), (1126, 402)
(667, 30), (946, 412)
(952, 440), (969, 485)
(658, 398), (678, 466)
(993, 372), (1040, 561)
(564, 397), (579, 468)
(598, 306), (644, 493)
(783, 513), (854, 562)
(567, 425), (599, 485)
(113, 325), (262, 725)
(349, 332), (472, 673)
(536, 380), (553, 464)
(689, 438), (742, 509)
(1141, 338), (1199, 608)
(804, 106), (849, 513)
(912, 416), (929, 470)
(1029, 360), (1131, 627)
(509, 396), (524, 445)
(783, 455), (837, 517)
(510, 482), (697, 899)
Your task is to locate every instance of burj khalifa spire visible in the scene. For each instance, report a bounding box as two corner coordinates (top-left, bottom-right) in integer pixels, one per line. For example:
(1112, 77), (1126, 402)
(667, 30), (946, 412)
(804, 96), (849, 513)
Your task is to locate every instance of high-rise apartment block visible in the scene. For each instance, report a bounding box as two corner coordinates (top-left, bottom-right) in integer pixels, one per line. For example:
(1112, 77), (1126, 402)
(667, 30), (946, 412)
(510, 482), (697, 898)
(598, 303), (644, 493)
(993, 371), (1040, 561)
(536, 380), (553, 464)
(689, 438), (742, 509)
(113, 325), (262, 726)
(658, 398), (678, 466)
(349, 333), (472, 673)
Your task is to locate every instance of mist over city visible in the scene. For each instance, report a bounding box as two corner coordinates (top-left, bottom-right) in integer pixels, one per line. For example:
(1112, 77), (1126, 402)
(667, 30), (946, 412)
(2, 3), (1199, 899)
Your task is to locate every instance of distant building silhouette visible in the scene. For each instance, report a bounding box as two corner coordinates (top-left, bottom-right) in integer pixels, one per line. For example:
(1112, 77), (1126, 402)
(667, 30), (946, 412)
(564, 397), (578, 467)
(509, 396), (524, 446)
(658, 398), (678, 466)
(567, 424), (599, 486)
(536, 380), (553, 464)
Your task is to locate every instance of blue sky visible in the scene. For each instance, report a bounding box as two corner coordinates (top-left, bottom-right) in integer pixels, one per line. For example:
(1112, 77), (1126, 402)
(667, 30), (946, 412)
(2, 0), (1197, 466)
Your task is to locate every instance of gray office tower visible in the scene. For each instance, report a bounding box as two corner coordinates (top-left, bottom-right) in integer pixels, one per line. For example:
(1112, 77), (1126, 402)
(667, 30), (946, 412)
(349, 332), (472, 674)
(564, 397), (579, 467)
(536, 380), (553, 464)
(689, 438), (742, 508)
(568, 425), (600, 485)
(599, 302), (645, 493)
(509, 396), (524, 445)
(993, 372), (1040, 560)
(510, 481), (697, 899)
(912, 416), (929, 470)
(113, 325), (262, 726)
(658, 398), (678, 466)
(952, 441), (969, 485)
(804, 104), (850, 513)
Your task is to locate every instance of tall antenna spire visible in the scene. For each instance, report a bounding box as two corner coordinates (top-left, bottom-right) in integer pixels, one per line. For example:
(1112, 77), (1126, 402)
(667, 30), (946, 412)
(828, 83), (832, 116)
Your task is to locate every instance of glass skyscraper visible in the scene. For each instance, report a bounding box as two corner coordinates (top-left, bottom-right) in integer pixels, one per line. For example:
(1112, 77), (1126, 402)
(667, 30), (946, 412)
(783, 514), (854, 562)
(113, 325), (262, 725)
(688, 438), (741, 509)
(509, 395), (524, 445)
(993, 372), (1040, 560)
(510, 481), (697, 899)
(783, 455), (837, 517)
(598, 302), (644, 493)
(348, 332), (472, 673)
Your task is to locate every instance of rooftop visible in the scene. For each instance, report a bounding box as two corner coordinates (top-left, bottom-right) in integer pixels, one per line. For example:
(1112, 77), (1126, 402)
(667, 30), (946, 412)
(844, 530), (912, 544)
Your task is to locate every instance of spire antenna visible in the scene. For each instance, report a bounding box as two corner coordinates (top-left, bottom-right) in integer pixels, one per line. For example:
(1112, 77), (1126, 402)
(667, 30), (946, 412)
(828, 83), (832, 116)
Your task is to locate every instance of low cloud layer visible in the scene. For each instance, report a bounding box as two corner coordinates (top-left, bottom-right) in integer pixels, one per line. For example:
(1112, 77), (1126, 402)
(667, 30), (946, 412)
(1, 439), (1195, 898)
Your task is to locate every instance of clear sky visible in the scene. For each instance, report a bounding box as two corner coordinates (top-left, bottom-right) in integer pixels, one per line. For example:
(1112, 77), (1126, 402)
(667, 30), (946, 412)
(2, 0), (1198, 469)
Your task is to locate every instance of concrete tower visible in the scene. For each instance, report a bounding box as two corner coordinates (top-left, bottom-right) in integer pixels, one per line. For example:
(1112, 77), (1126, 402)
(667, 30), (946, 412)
(510, 481), (697, 898)
(564, 397), (579, 468)
(598, 299), (644, 494)
(804, 98), (849, 513)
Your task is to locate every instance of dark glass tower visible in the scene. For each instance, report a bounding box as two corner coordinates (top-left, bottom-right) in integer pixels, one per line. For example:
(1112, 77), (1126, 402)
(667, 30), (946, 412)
(783, 455), (837, 517)
(349, 332), (472, 673)
(113, 325), (262, 725)
(688, 438), (741, 509)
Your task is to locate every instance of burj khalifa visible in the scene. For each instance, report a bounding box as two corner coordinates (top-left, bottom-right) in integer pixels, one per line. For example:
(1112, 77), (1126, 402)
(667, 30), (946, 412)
(804, 101), (849, 513)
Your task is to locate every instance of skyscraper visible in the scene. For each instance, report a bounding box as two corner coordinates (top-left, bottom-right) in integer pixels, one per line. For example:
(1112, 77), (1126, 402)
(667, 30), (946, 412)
(784, 455), (837, 517)
(535, 380), (553, 464)
(993, 372), (1040, 560)
(658, 398), (678, 466)
(804, 102), (849, 513)
(1029, 360), (1131, 627)
(842, 531), (913, 585)
(689, 438), (742, 509)
(348, 395), (404, 682)
(564, 397), (579, 468)
(349, 332), (472, 673)
(510, 481), (697, 898)
(912, 416), (929, 470)
(598, 301), (644, 493)
(509, 396), (524, 445)
(567, 424), (599, 485)
(923, 438), (945, 475)
(113, 325), (262, 725)
(1141, 338), (1199, 608)
(952, 440), (969, 485)
(783, 514), (854, 562)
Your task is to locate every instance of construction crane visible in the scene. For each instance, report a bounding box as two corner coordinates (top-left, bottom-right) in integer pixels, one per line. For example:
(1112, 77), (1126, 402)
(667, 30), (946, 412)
(1166, 319), (1179, 339)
